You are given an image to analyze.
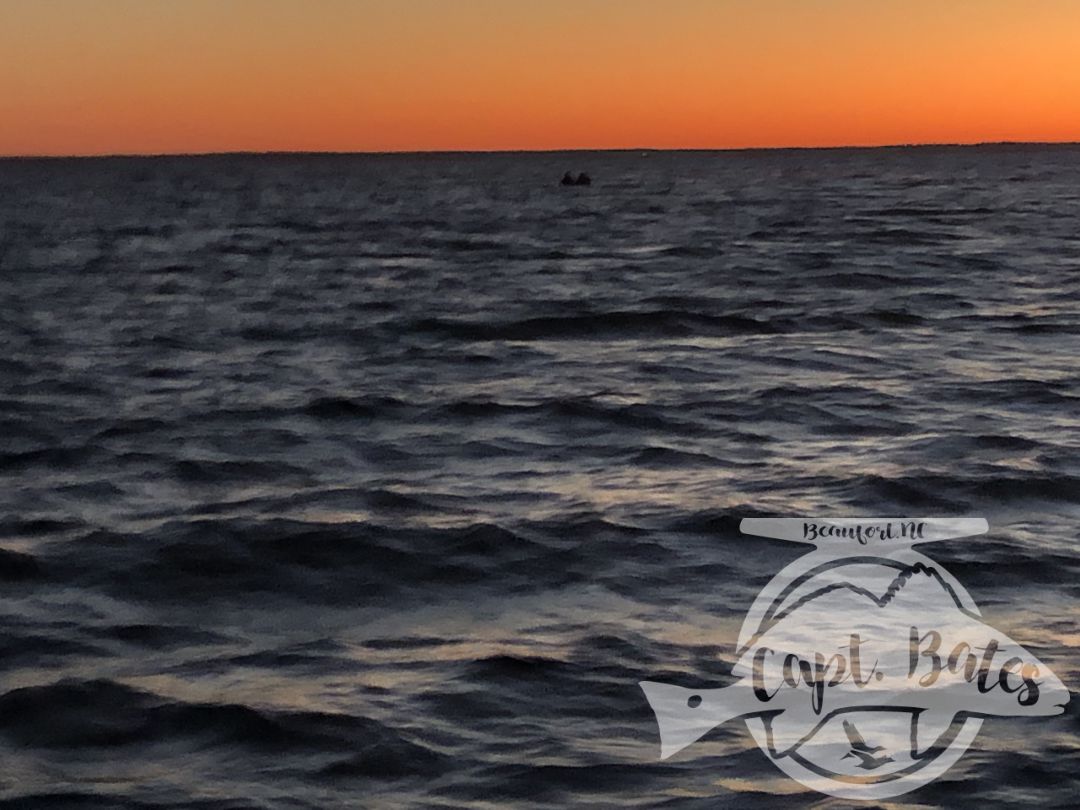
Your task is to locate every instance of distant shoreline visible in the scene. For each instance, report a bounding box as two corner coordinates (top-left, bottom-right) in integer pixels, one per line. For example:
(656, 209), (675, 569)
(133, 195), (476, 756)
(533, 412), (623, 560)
(2, 141), (1079, 161)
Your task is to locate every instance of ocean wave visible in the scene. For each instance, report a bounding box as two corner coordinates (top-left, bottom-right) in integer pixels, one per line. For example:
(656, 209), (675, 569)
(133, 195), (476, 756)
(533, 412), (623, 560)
(411, 310), (782, 341)
(3, 149), (1080, 807)
(0, 678), (434, 770)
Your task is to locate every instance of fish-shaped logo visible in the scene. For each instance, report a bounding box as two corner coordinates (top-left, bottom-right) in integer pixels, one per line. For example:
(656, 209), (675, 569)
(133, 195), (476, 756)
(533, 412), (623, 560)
(640, 518), (1070, 799)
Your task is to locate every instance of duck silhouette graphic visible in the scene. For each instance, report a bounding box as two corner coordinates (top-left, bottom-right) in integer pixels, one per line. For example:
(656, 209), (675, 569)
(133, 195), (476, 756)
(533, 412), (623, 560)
(840, 719), (893, 770)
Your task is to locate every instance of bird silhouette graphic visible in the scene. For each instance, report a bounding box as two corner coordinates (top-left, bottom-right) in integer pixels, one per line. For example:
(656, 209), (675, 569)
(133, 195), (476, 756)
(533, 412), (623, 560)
(840, 720), (894, 770)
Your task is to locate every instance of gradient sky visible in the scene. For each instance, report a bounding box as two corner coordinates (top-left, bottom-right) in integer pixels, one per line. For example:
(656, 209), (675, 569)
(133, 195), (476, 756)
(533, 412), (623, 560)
(1, 0), (1079, 155)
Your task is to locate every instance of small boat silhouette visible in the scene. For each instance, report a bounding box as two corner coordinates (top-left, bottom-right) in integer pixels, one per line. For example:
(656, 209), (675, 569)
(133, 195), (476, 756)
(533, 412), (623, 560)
(560, 172), (592, 187)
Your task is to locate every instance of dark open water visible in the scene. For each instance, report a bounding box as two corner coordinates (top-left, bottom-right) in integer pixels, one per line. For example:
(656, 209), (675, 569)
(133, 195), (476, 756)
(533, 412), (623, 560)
(0, 147), (1078, 808)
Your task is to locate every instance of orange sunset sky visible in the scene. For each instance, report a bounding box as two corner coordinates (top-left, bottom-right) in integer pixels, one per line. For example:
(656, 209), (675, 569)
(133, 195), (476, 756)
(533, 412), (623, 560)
(1, 0), (1079, 156)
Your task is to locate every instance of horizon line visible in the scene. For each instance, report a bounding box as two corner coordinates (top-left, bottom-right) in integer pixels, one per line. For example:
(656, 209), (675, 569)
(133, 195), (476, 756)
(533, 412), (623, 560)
(2, 139), (1080, 161)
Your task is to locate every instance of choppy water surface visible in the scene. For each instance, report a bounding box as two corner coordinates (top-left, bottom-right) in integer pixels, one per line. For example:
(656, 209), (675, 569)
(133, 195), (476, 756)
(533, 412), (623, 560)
(1, 147), (1078, 808)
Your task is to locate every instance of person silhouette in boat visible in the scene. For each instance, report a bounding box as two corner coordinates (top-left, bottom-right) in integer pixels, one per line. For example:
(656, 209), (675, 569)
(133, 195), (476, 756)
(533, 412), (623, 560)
(560, 171), (592, 186)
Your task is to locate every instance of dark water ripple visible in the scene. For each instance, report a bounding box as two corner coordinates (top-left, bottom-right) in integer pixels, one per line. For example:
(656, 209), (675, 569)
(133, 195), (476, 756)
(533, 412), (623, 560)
(1, 147), (1079, 807)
